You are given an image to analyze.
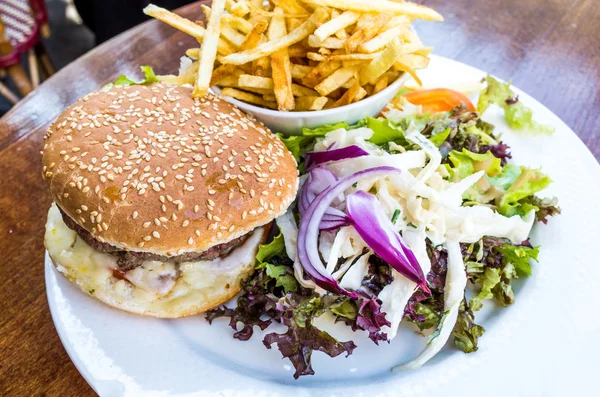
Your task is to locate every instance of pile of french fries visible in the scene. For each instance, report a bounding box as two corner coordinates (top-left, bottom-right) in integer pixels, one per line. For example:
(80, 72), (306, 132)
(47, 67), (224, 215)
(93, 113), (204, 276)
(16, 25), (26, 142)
(144, 0), (442, 111)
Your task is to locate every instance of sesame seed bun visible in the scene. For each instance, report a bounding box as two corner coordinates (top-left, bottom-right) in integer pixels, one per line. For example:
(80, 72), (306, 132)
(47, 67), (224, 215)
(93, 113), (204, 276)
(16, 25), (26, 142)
(45, 204), (269, 318)
(42, 83), (298, 257)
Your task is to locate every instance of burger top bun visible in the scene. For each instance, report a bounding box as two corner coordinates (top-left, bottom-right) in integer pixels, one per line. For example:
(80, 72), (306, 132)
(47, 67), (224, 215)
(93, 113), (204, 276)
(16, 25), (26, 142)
(42, 83), (298, 257)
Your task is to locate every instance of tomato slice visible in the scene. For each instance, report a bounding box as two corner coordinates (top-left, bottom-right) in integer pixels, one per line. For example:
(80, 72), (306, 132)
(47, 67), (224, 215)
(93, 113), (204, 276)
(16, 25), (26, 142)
(393, 88), (475, 113)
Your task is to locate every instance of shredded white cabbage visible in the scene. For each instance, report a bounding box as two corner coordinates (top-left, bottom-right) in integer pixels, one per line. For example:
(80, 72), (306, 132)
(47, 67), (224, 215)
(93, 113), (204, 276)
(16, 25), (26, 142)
(406, 133), (442, 183)
(378, 273), (416, 340)
(276, 211), (323, 292)
(339, 253), (371, 290)
(314, 127), (379, 153)
(178, 55), (193, 76)
(298, 123), (537, 354)
(382, 96), (424, 122)
(393, 241), (467, 370)
(325, 227), (348, 273)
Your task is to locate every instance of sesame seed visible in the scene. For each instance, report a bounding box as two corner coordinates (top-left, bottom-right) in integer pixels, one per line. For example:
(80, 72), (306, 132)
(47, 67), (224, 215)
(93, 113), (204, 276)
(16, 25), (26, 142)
(152, 231), (160, 239)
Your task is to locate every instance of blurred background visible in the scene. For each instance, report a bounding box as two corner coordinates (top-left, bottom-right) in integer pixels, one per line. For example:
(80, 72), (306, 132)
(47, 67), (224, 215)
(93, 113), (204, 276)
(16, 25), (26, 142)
(0, 0), (196, 115)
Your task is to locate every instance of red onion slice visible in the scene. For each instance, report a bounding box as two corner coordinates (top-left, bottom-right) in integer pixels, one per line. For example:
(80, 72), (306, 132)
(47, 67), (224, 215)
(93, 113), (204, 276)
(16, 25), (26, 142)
(300, 167), (347, 230)
(305, 145), (370, 170)
(298, 166), (403, 297)
(346, 191), (429, 293)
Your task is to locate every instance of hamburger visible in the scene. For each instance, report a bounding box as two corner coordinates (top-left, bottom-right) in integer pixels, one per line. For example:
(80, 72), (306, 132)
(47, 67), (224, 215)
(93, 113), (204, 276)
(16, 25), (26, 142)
(42, 83), (298, 318)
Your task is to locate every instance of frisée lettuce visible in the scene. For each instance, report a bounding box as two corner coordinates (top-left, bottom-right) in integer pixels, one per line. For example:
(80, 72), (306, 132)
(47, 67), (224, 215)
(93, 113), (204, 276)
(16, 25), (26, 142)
(478, 75), (555, 134)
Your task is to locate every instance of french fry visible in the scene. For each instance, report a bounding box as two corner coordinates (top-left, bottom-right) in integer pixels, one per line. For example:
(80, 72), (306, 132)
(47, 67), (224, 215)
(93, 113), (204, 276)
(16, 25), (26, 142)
(354, 86), (368, 101)
(269, 7), (295, 110)
(353, 14), (373, 32)
(230, 0), (250, 17)
(291, 64), (313, 80)
(413, 46), (433, 56)
(313, 11), (360, 42)
(210, 64), (243, 85)
(221, 14), (253, 34)
(287, 17), (306, 32)
(272, 0), (310, 14)
(308, 51), (383, 62)
(341, 77), (357, 89)
(385, 15), (413, 28)
(221, 87), (277, 108)
(302, 61), (342, 87)
(295, 96), (328, 110)
(158, 73), (195, 85)
(314, 65), (360, 96)
(201, 4), (212, 19)
(214, 75), (239, 86)
(248, 0), (269, 23)
(393, 53), (430, 70)
(358, 38), (403, 85)
(292, 84), (319, 97)
(147, 0), (438, 108)
(334, 27), (347, 40)
(372, 74), (389, 94)
(392, 53), (430, 86)
(185, 48), (200, 59)
(333, 79), (361, 107)
(358, 24), (412, 53)
(342, 60), (369, 67)
(238, 74), (317, 97)
(145, 6), (234, 56)
(248, 5), (310, 18)
(345, 13), (392, 52)
(238, 20), (268, 50)
(220, 7), (329, 65)
(143, 5), (205, 39)
(194, 0), (227, 97)
(249, 33), (271, 76)
(219, 75), (271, 94)
(253, 56), (271, 77)
(299, 0), (444, 21)
(307, 34), (345, 49)
(288, 44), (309, 58)
(272, 0), (310, 32)
(238, 74), (273, 90)
(220, 23), (246, 47)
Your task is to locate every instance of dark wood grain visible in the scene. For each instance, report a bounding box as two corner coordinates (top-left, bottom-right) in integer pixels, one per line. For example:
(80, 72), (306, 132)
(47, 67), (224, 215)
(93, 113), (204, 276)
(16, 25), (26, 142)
(0, 1), (598, 395)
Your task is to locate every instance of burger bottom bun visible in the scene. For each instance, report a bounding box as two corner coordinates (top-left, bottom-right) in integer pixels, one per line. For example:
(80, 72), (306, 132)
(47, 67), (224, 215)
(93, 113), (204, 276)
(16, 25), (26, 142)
(44, 204), (267, 318)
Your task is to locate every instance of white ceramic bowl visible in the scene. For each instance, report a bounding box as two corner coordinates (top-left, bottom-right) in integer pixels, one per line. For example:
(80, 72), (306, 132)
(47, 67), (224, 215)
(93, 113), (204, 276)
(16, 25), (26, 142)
(211, 72), (409, 136)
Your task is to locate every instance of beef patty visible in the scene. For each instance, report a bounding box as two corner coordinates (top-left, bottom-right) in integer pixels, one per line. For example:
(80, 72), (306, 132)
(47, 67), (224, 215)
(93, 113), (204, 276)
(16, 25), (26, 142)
(59, 209), (249, 271)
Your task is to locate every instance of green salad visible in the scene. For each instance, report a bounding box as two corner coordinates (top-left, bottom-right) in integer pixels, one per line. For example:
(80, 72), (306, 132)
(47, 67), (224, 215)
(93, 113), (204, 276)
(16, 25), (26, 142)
(206, 76), (560, 378)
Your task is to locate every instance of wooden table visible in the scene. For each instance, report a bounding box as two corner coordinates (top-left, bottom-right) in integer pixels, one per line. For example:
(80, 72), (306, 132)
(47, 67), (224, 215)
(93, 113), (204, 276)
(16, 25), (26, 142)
(0, 1), (598, 395)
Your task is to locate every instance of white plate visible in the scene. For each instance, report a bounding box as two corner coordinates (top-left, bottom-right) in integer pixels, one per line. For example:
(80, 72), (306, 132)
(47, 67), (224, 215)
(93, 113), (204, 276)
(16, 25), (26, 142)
(46, 55), (600, 397)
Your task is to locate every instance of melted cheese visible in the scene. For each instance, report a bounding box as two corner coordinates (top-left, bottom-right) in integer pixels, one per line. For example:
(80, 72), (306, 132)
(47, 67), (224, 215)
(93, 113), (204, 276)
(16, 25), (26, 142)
(45, 204), (263, 317)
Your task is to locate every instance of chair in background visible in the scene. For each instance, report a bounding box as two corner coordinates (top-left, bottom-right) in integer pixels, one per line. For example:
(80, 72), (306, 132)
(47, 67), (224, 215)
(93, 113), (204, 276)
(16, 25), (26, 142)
(0, 0), (55, 105)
